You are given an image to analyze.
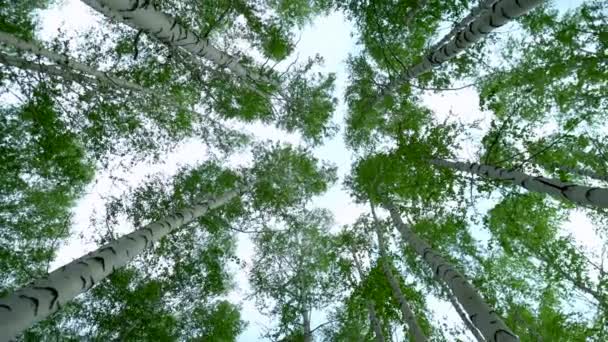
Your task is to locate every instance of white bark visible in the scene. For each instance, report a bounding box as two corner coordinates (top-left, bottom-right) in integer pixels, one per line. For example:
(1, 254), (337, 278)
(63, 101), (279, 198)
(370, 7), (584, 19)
(376, 0), (542, 103)
(0, 187), (245, 341)
(427, 0), (499, 53)
(0, 31), (149, 93)
(372, 218), (427, 342)
(386, 202), (518, 342)
(82, 0), (276, 87)
(439, 279), (486, 342)
(432, 159), (608, 209)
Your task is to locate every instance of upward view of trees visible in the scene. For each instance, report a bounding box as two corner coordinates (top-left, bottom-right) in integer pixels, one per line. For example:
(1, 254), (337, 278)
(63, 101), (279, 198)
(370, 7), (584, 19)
(1, 0), (607, 341)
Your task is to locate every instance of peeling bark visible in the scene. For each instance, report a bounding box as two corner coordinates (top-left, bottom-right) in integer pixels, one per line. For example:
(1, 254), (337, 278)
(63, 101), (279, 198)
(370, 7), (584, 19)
(0, 187), (245, 341)
(386, 201), (518, 342)
(432, 159), (608, 209)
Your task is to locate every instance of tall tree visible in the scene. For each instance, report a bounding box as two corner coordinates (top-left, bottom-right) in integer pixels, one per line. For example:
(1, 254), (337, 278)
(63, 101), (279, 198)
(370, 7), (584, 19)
(249, 208), (338, 341)
(431, 159), (608, 209)
(370, 204), (427, 342)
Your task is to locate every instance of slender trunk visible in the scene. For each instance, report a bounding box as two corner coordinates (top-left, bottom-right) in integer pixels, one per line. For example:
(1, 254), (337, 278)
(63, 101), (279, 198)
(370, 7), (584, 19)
(440, 279), (485, 342)
(0, 52), (97, 86)
(367, 303), (386, 342)
(350, 250), (386, 342)
(375, 0), (542, 104)
(431, 159), (608, 209)
(0, 187), (245, 341)
(83, 0), (276, 87)
(0, 31), (149, 93)
(303, 309), (312, 342)
(370, 205), (427, 342)
(385, 201), (518, 342)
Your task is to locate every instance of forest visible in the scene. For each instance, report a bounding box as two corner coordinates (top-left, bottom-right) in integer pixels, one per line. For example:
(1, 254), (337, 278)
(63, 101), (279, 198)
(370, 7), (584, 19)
(0, 0), (607, 340)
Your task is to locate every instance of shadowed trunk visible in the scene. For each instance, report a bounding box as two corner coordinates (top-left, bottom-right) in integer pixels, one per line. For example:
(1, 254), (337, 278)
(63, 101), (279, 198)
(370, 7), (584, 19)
(370, 204), (427, 342)
(375, 0), (542, 105)
(385, 201), (518, 342)
(0, 31), (149, 93)
(432, 159), (608, 209)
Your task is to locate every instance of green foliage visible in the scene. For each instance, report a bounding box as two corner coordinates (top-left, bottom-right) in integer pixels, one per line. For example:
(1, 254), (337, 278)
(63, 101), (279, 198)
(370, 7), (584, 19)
(248, 143), (337, 213)
(0, 89), (93, 290)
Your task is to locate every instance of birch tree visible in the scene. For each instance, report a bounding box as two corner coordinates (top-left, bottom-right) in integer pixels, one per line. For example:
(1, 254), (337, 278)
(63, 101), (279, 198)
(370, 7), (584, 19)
(374, 0), (544, 106)
(431, 159), (608, 209)
(249, 208), (338, 341)
(370, 206), (427, 342)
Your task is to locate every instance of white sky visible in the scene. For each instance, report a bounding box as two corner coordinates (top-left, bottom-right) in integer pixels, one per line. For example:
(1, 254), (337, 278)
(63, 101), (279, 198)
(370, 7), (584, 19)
(35, 0), (601, 340)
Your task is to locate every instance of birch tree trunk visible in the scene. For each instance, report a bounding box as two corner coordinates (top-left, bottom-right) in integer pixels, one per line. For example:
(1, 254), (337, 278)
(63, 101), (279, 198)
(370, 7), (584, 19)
(349, 250), (386, 342)
(385, 201), (518, 342)
(0, 187), (245, 341)
(82, 0), (276, 87)
(427, 0), (499, 52)
(438, 278), (486, 342)
(0, 31), (149, 93)
(375, 0), (542, 104)
(370, 205), (427, 342)
(431, 159), (608, 209)
(303, 309), (312, 342)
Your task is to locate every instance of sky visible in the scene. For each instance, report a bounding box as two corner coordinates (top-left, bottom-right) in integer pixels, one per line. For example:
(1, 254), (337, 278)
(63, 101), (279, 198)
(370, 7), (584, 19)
(35, 0), (600, 340)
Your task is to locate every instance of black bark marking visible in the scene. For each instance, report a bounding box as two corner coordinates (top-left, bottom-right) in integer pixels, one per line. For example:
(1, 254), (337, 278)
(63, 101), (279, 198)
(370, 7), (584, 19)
(489, 13), (501, 28)
(455, 38), (465, 49)
(468, 22), (476, 38)
(422, 247), (433, 260)
(153, 27), (163, 35)
(170, 18), (178, 30)
(80, 276), (87, 289)
(144, 227), (154, 237)
(33, 287), (59, 310)
(500, 7), (516, 20)
(89, 276), (96, 289)
(126, 236), (137, 242)
(100, 246), (117, 255)
(0, 304), (12, 311)
(469, 313), (478, 322)
(584, 187), (599, 202)
(164, 220), (172, 228)
(495, 329), (518, 341)
(91, 256), (106, 272)
(19, 295), (39, 316)
(119, 0), (139, 12)
(77, 261), (89, 267)
(175, 212), (185, 221)
(141, 234), (150, 247)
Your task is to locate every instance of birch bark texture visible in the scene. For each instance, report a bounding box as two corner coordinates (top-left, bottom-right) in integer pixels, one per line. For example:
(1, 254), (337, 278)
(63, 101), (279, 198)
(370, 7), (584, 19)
(385, 202), (518, 342)
(375, 0), (543, 104)
(370, 205), (427, 342)
(0, 31), (149, 93)
(439, 278), (486, 342)
(0, 187), (244, 341)
(431, 159), (608, 209)
(82, 0), (276, 86)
